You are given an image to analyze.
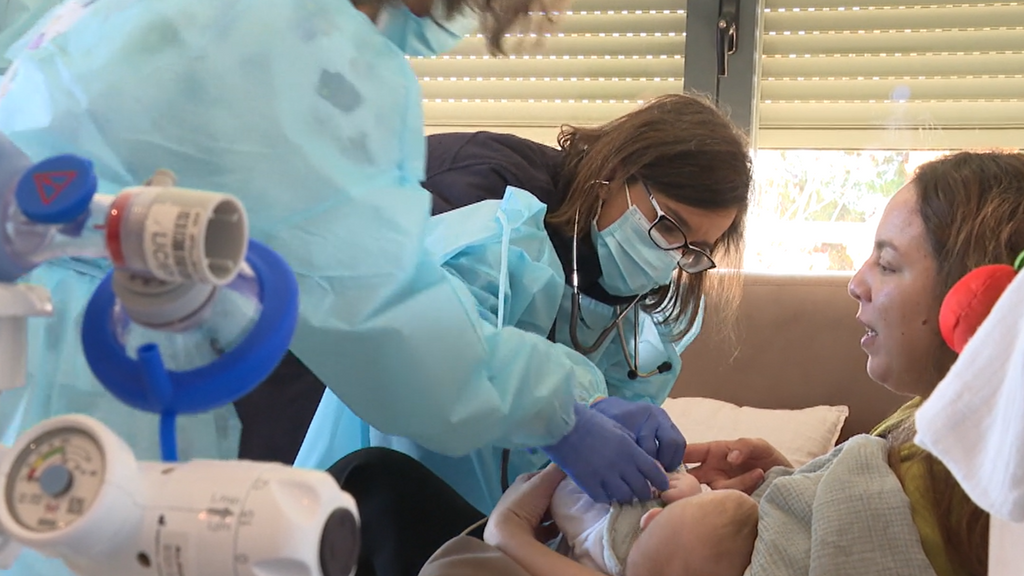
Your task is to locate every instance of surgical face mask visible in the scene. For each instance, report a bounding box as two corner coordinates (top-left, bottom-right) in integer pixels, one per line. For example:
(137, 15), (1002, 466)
(592, 185), (681, 297)
(376, 1), (478, 57)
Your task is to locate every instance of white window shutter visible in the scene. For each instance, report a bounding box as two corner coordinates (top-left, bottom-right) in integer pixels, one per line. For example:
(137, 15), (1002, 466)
(410, 0), (688, 146)
(758, 1), (1024, 149)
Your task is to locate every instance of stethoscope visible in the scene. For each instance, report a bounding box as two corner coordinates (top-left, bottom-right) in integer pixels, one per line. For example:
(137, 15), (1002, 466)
(567, 208), (673, 380)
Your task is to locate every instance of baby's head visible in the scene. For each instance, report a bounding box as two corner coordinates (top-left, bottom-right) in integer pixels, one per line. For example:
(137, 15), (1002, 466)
(626, 489), (758, 576)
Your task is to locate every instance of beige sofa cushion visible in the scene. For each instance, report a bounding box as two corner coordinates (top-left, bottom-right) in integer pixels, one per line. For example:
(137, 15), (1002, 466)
(662, 397), (849, 467)
(672, 272), (907, 441)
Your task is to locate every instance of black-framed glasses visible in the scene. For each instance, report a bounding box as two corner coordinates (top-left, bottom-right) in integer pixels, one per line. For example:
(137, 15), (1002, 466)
(639, 181), (717, 274)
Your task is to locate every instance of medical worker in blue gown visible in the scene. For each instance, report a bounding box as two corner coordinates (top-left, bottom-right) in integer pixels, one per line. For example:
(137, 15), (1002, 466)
(0, 1), (652, 574)
(295, 94), (755, 513)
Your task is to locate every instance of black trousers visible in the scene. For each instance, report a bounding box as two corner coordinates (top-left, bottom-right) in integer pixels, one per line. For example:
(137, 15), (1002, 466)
(234, 352), (324, 464)
(327, 447), (488, 576)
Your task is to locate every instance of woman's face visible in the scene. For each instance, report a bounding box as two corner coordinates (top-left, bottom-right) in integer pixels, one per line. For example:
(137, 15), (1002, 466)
(595, 179), (736, 254)
(848, 182), (954, 397)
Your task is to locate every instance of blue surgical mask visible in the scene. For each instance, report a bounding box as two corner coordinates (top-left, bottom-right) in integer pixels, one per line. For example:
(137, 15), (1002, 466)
(376, 2), (477, 57)
(592, 203), (680, 297)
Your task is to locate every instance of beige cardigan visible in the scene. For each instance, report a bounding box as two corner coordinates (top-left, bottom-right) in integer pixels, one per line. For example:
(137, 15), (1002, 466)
(419, 536), (530, 576)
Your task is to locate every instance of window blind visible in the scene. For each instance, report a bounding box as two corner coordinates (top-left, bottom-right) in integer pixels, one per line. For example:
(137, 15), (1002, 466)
(409, 0), (688, 146)
(758, 1), (1024, 149)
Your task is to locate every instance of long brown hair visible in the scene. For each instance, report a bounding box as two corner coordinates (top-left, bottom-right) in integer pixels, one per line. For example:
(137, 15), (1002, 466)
(548, 93), (753, 340)
(884, 150), (1024, 576)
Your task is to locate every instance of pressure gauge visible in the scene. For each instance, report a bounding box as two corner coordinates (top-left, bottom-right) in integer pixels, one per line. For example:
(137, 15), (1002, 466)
(1, 415), (147, 567)
(3, 427), (105, 533)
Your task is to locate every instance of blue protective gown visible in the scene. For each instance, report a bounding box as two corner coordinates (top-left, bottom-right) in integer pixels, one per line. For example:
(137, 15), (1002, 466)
(0, 0), (61, 72)
(295, 184), (703, 513)
(0, 1), (517, 574)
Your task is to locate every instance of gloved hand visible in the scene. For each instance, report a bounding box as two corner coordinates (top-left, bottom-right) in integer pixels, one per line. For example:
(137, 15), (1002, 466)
(542, 403), (669, 503)
(591, 396), (686, 472)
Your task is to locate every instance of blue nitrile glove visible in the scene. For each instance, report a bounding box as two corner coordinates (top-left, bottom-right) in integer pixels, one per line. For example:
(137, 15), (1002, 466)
(542, 402), (670, 503)
(591, 396), (687, 472)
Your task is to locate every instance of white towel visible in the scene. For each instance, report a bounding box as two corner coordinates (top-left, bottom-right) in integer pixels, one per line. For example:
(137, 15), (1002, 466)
(989, 518), (1024, 576)
(915, 270), (1024, 522)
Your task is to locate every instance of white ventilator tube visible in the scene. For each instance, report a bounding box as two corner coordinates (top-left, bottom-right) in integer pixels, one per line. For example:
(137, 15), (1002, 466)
(0, 415), (361, 576)
(100, 178), (249, 286)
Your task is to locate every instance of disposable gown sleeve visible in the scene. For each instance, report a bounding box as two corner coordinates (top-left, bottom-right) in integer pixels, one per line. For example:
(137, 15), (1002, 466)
(287, 189), (609, 456)
(0, 0), (598, 458)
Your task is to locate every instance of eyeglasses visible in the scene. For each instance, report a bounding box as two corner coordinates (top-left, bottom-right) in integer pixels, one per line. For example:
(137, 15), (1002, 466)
(638, 181), (717, 274)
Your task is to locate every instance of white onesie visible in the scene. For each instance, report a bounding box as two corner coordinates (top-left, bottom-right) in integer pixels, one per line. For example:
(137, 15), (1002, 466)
(549, 475), (711, 575)
(550, 478), (617, 573)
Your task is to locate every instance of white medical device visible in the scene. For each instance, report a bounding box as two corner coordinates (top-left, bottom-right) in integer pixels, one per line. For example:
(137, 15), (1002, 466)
(0, 277), (361, 576)
(0, 282), (54, 570)
(0, 414), (359, 576)
(0, 154), (361, 576)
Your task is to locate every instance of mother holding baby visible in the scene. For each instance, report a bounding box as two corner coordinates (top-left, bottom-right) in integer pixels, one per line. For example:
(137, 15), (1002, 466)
(333, 150), (1023, 576)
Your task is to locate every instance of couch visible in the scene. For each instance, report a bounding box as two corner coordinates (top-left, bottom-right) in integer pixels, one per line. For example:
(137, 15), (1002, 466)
(673, 272), (908, 442)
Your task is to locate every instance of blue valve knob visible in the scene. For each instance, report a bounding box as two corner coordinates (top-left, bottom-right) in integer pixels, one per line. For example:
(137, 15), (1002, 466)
(15, 155), (98, 224)
(38, 464), (73, 498)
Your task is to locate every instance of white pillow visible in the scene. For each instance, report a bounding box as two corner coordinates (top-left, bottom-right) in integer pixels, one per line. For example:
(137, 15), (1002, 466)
(662, 397), (849, 468)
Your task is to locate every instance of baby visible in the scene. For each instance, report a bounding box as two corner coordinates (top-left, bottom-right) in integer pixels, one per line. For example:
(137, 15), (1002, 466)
(550, 468), (758, 576)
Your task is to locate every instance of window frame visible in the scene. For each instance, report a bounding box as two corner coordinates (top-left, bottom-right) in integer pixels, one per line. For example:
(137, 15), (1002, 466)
(683, 0), (763, 144)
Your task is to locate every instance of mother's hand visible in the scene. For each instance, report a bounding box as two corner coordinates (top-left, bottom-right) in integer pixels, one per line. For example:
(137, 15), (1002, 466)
(484, 465), (567, 548)
(684, 438), (792, 494)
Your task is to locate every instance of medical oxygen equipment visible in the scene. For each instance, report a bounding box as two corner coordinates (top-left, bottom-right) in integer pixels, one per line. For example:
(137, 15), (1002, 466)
(0, 145), (360, 576)
(0, 415), (359, 576)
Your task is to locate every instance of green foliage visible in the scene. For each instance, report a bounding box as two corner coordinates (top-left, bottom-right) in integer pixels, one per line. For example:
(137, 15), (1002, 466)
(753, 150), (910, 223)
